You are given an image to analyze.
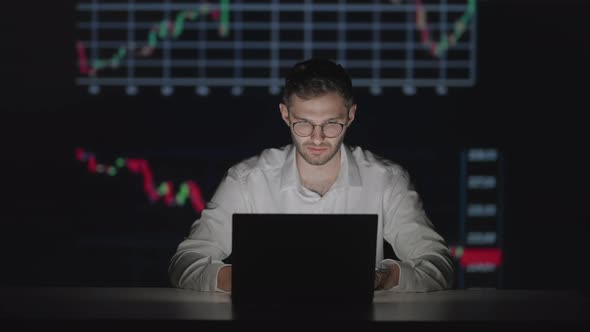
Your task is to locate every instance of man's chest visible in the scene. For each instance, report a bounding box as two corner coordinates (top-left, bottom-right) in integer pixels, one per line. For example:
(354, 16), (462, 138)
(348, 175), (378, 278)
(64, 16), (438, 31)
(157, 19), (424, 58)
(245, 186), (380, 215)
(301, 180), (334, 197)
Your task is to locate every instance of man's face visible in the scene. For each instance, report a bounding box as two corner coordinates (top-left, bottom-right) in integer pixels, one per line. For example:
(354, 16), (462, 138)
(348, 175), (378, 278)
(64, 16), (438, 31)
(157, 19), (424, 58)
(279, 93), (356, 166)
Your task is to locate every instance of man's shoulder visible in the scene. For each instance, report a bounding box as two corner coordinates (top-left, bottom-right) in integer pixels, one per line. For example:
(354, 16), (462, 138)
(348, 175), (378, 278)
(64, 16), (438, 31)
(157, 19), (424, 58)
(228, 145), (291, 178)
(349, 145), (406, 177)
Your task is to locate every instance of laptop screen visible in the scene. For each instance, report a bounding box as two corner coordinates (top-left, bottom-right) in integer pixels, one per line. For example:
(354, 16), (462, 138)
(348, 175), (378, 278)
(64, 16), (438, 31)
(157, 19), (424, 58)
(231, 213), (378, 307)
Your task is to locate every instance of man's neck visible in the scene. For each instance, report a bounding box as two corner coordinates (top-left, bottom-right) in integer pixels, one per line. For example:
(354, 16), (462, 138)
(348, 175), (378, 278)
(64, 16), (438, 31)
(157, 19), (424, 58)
(296, 149), (341, 196)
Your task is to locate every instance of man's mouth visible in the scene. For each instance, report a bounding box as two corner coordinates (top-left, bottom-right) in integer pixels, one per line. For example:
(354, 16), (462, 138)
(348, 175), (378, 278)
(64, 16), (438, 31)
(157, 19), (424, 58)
(307, 147), (327, 154)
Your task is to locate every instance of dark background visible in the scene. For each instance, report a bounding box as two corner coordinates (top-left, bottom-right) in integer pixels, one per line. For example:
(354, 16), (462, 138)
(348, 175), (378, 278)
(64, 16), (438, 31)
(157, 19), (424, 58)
(1, 0), (588, 291)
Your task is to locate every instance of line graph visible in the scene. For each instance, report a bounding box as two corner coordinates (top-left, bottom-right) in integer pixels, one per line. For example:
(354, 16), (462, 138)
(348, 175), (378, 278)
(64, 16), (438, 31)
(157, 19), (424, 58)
(76, 0), (477, 96)
(75, 147), (206, 214)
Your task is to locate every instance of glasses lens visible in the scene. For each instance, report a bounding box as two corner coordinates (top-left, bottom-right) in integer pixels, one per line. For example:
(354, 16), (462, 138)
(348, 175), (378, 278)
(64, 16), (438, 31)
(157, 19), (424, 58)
(323, 123), (343, 137)
(293, 122), (314, 136)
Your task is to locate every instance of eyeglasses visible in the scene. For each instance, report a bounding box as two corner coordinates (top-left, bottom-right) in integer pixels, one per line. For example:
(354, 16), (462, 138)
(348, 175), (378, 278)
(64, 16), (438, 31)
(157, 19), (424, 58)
(290, 121), (346, 138)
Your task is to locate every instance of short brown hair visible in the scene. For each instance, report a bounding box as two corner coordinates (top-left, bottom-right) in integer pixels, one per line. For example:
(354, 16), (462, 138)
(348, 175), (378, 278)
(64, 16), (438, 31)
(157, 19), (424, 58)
(282, 58), (354, 108)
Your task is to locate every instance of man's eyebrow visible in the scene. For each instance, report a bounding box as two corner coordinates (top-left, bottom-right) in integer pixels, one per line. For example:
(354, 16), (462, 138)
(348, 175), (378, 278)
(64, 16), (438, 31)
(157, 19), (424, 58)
(292, 115), (342, 121)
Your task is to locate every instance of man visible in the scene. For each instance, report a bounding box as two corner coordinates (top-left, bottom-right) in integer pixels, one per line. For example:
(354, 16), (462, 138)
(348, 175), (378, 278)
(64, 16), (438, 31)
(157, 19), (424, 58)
(169, 58), (454, 292)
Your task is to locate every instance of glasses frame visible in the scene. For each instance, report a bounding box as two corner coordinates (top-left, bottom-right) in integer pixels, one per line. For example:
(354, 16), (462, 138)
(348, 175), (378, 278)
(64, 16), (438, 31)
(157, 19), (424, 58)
(290, 120), (347, 138)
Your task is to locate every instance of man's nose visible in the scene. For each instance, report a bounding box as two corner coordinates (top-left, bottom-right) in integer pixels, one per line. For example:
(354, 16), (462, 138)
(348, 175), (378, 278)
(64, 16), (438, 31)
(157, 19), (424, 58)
(311, 125), (325, 145)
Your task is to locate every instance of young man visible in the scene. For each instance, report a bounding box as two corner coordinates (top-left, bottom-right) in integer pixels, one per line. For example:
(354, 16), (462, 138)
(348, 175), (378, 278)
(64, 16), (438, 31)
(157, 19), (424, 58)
(169, 58), (454, 292)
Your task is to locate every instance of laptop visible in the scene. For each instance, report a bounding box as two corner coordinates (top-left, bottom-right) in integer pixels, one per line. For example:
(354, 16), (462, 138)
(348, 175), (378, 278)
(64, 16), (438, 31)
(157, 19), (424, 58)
(231, 213), (378, 311)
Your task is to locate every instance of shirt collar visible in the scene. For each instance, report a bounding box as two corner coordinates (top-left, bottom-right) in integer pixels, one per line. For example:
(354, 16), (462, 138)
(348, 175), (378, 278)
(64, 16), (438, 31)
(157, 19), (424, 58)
(279, 144), (362, 192)
(279, 145), (298, 192)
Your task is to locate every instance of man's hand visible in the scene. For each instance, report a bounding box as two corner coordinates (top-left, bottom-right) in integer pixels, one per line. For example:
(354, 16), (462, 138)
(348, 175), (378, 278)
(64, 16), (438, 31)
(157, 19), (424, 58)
(217, 266), (232, 292)
(374, 263), (400, 290)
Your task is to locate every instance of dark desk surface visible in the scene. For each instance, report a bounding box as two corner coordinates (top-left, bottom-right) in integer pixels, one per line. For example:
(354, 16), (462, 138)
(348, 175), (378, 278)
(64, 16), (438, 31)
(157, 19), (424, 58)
(1, 286), (589, 329)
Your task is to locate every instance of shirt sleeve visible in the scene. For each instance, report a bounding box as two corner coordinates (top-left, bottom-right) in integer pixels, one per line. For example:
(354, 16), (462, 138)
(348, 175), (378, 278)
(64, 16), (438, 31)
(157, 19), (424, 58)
(380, 168), (455, 292)
(168, 168), (247, 291)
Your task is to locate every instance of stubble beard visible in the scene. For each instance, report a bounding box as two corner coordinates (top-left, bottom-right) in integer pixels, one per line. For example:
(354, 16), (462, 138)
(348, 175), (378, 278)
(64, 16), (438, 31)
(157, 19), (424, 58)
(292, 132), (345, 166)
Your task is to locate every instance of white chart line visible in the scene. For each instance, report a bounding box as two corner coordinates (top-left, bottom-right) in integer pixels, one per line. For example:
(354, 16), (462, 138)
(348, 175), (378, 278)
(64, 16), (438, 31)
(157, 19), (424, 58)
(233, 0), (243, 94)
(372, 0), (381, 94)
(127, 0), (135, 92)
(77, 3), (471, 12)
(304, 0), (312, 60)
(78, 40), (472, 50)
(78, 77), (475, 87)
(78, 22), (460, 30)
(270, 0), (280, 94)
(439, 0), (448, 89)
(337, 0), (346, 66)
(162, 0), (171, 93)
(82, 59), (472, 68)
(470, 0), (478, 86)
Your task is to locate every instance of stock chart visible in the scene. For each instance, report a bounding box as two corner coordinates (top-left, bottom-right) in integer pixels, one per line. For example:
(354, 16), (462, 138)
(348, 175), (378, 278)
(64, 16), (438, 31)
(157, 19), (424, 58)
(76, 0), (476, 96)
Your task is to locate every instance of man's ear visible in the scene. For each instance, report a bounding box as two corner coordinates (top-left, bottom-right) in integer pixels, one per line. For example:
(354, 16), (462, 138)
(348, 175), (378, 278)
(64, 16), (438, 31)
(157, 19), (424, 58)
(279, 103), (291, 127)
(347, 104), (357, 126)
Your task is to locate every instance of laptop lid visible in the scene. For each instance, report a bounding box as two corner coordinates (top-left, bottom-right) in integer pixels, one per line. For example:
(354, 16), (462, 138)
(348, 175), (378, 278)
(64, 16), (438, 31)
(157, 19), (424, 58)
(231, 213), (378, 308)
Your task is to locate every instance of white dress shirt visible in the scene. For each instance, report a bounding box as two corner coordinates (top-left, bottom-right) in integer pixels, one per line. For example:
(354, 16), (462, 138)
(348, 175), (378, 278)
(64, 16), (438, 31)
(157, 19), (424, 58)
(169, 144), (454, 292)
